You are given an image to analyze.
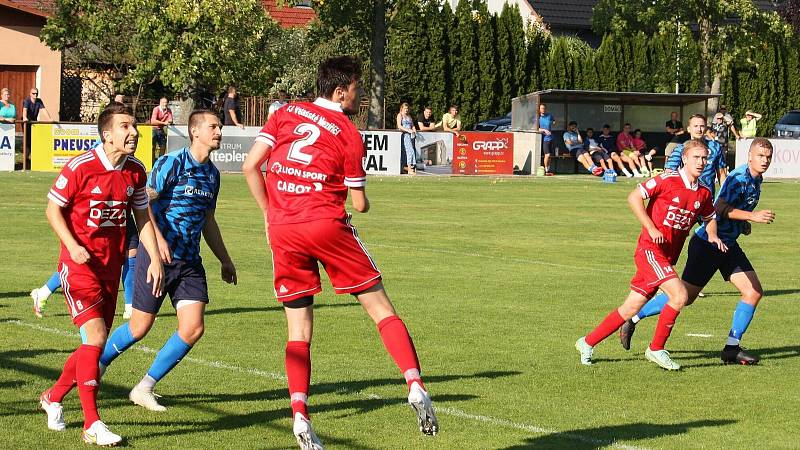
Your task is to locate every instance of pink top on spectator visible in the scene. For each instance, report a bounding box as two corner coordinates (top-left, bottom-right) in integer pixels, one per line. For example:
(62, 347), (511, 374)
(150, 106), (173, 130)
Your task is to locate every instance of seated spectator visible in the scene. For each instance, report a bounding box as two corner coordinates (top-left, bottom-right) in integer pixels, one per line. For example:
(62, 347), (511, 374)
(632, 129), (656, 173)
(442, 105), (462, 133)
(580, 127), (615, 175)
(268, 89), (288, 120)
(0, 88), (16, 123)
(615, 123), (646, 177)
(416, 106), (437, 131)
(562, 121), (583, 157)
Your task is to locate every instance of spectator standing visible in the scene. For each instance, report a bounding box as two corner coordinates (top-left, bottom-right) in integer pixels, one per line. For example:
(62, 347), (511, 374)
(223, 86), (245, 129)
(0, 88), (16, 123)
(665, 111), (686, 159)
(717, 105), (740, 140)
(416, 106), (436, 131)
(740, 110), (761, 139)
(537, 103), (555, 175)
(150, 97), (173, 158)
(442, 105), (461, 133)
(397, 102), (417, 175)
(710, 113), (731, 153)
(23, 87), (52, 167)
(268, 90), (288, 121)
(114, 94), (125, 104)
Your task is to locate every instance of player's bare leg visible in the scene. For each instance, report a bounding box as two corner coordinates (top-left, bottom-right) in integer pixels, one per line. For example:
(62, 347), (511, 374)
(610, 152), (632, 177)
(723, 271), (763, 364)
(283, 300), (322, 450)
(356, 283), (438, 436)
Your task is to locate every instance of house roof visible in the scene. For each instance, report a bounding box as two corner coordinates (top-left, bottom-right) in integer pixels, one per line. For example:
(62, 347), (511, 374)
(527, 0), (596, 30)
(260, 0), (315, 28)
(0, 0), (53, 17)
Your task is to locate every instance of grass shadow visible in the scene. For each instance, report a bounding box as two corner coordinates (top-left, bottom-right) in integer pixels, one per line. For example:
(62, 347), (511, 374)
(504, 419), (737, 449)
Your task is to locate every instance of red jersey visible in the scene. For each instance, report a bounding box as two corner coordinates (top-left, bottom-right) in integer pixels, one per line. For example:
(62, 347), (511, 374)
(48, 147), (149, 279)
(636, 169), (715, 263)
(256, 98), (366, 225)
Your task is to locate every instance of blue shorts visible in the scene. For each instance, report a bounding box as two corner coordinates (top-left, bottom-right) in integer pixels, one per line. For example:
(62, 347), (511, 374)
(681, 234), (754, 287)
(152, 128), (167, 149)
(133, 242), (208, 314)
(125, 221), (139, 251)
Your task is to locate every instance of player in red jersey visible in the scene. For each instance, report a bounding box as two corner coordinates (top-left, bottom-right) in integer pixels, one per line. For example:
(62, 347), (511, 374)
(39, 104), (164, 446)
(576, 140), (727, 370)
(243, 56), (437, 450)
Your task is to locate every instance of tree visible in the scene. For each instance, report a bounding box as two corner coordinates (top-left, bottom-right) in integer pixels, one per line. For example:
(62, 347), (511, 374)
(592, 0), (792, 110)
(386, 0), (425, 123)
(42, 0), (282, 103)
(423, 0), (451, 116)
(452, 0), (479, 128)
(476, 2), (499, 120)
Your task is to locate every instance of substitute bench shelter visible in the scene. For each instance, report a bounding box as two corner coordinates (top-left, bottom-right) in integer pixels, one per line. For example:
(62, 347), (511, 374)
(510, 90), (721, 174)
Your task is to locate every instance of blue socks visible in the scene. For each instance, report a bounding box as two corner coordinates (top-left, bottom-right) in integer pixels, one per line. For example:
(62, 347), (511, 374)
(46, 272), (61, 292)
(147, 332), (192, 382)
(100, 322), (138, 366)
(633, 292), (669, 322)
(727, 300), (756, 345)
(122, 256), (136, 305)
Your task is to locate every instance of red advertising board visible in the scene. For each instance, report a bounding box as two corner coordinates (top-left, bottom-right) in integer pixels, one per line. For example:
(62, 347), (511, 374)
(452, 132), (514, 175)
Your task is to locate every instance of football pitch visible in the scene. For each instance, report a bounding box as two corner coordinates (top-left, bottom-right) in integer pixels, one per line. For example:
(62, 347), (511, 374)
(1, 172), (799, 449)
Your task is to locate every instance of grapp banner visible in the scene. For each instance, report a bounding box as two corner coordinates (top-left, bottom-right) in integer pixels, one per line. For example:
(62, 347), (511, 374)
(166, 126), (405, 175)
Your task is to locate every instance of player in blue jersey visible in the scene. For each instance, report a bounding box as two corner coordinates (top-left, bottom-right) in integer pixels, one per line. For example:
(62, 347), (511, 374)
(664, 114), (728, 195)
(99, 110), (237, 410)
(619, 138), (774, 364)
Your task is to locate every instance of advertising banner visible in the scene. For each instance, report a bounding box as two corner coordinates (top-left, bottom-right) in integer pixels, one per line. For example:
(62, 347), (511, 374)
(416, 131), (454, 166)
(31, 123), (155, 172)
(0, 123), (14, 171)
(452, 132), (514, 175)
(166, 125), (255, 172)
(735, 138), (800, 178)
(361, 130), (402, 175)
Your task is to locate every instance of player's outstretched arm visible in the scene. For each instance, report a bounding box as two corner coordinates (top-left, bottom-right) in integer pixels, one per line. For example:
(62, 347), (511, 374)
(349, 187), (370, 213)
(202, 209), (237, 285)
(716, 198), (775, 224)
(704, 217), (728, 252)
(133, 207), (164, 297)
(243, 141), (272, 239)
(627, 188), (663, 243)
(46, 200), (90, 264)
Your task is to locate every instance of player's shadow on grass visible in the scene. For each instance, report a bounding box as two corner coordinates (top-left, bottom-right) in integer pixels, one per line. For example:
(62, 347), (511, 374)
(671, 344), (800, 367)
(504, 419), (736, 449)
(694, 288), (800, 298)
(205, 302), (359, 316)
(0, 290), (30, 299)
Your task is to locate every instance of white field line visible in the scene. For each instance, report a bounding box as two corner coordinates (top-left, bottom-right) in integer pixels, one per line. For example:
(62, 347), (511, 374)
(6, 319), (649, 450)
(686, 333), (714, 338)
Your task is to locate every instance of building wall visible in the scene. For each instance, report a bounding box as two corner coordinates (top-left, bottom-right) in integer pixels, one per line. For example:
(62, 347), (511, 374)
(0, 6), (61, 120)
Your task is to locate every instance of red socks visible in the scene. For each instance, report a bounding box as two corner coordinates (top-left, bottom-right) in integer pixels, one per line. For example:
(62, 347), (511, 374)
(48, 350), (79, 402)
(585, 310), (626, 347)
(650, 304), (680, 351)
(285, 341), (311, 419)
(377, 315), (424, 390)
(76, 344), (102, 429)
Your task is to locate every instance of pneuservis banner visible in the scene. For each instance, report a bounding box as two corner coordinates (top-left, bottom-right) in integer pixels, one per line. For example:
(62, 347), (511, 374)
(452, 132), (514, 175)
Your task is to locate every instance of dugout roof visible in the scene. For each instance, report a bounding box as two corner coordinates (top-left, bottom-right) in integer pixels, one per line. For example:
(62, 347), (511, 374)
(511, 89), (721, 133)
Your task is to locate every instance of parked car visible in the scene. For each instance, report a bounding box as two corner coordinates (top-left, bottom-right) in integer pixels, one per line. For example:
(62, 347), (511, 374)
(774, 110), (800, 138)
(474, 112), (511, 132)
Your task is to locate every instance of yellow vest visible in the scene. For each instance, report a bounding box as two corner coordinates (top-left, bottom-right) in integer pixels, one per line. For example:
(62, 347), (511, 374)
(740, 118), (757, 138)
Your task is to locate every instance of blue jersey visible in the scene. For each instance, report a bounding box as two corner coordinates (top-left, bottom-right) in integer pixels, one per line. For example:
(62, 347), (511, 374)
(539, 113), (554, 142)
(664, 137), (726, 194)
(696, 163), (762, 246)
(149, 147), (221, 262)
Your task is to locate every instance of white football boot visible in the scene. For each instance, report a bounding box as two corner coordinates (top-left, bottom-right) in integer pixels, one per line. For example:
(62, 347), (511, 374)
(407, 381), (438, 436)
(40, 389), (65, 431)
(645, 347), (681, 370)
(575, 337), (594, 366)
(129, 385), (166, 412)
(293, 412), (324, 450)
(82, 420), (122, 446)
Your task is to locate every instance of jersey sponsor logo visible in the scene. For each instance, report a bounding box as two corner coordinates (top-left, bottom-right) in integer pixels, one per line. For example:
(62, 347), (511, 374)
(277, 180), (313, 194)
(184, 185), (214, 198)
(88, 200), (127, 228)
(663, 205), (696, 230)
(270, 161), (328, 181)
(91, 186), (102, 194)
(56, 175), (68, 189)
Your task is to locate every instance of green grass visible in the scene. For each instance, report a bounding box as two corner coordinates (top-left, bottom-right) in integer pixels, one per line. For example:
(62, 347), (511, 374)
(1, 172), (799, 449)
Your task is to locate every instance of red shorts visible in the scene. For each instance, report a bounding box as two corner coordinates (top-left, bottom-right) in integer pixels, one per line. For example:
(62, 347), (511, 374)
(268, 216), (382, 302)
(58, 261), (119, 328)
(630, 247), (678, 298)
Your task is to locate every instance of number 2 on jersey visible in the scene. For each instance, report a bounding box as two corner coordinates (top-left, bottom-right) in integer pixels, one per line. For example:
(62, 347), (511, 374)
(287, 123), (321, 165)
